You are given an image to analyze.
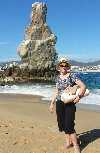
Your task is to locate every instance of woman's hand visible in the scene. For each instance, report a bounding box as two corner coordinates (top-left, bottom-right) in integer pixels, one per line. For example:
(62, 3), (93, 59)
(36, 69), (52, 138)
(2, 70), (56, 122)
(73, 96), (80, 104)
(49, 103), (55, 113)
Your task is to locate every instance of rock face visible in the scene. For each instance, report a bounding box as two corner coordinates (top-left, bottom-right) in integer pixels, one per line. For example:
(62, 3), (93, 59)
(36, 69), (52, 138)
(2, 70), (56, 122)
(18, 2), (57, 70)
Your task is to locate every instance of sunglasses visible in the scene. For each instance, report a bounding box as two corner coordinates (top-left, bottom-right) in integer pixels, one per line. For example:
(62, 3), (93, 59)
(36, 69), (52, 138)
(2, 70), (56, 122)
(59, 65), (67, 67)
(59, 63), (70, 67)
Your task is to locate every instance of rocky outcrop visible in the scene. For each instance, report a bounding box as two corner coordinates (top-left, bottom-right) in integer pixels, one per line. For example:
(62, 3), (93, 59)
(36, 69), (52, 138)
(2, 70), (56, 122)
(0, 63), (56, 85)
(17, 2), (57, 70)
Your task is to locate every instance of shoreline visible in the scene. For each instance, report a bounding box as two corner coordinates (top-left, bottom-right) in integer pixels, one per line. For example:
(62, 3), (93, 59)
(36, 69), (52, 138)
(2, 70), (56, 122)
(0, 93), (100, 112)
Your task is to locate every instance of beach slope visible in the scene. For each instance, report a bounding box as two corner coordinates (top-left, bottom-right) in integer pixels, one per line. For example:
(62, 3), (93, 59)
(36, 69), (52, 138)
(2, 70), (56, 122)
(0, 93), (99, 153)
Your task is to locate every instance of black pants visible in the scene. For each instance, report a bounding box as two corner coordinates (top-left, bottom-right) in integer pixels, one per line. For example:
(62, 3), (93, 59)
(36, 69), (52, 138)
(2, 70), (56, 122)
(56, 99), (76, 134)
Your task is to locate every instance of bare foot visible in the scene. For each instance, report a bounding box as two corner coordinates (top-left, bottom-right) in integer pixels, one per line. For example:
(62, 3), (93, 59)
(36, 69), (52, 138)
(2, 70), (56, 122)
(74, 144), (81, 153)
(64, 143), (73, 149)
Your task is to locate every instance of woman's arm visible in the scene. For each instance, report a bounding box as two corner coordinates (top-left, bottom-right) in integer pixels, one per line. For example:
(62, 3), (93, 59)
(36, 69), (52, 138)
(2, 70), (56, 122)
(49, 88), (58, 113)
(73, 79), (86, 103)
(50, 88), (58, 105)
(75, 79), (86, 97)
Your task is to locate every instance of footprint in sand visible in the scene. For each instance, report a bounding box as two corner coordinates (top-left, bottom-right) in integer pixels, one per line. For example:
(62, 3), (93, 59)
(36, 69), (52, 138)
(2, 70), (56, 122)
(13, 136), (32, 145)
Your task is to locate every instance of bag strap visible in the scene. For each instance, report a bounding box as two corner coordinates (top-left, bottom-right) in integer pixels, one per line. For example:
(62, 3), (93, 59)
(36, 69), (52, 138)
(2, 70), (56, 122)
(69, 73), (76, 87)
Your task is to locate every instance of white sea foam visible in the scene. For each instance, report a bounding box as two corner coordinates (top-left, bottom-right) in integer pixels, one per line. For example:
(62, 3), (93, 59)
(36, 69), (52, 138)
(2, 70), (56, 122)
(79, 92), (100, 105)
(0, 84), (100, 105)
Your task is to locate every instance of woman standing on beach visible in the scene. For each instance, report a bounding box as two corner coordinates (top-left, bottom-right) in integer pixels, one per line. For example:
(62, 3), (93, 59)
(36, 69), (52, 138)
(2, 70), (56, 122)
(49, 58), (86, 153)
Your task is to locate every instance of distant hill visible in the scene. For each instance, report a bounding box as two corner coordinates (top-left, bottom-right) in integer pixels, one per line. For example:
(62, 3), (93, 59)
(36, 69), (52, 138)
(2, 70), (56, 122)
(69, 60), (100, 66)
(0, 60), (100, 67)
(0, 60), (22, 67)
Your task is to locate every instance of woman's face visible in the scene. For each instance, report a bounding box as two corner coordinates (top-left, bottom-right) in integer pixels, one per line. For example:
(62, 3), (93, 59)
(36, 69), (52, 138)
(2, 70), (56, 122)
(59, 62), (70, 74)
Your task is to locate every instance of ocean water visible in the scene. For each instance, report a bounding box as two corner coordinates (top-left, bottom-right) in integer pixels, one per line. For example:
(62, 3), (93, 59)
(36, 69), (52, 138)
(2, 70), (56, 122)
(0, 72), (100, 106)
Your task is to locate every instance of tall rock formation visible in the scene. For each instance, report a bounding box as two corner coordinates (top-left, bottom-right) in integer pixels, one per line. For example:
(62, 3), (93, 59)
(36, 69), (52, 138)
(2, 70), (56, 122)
(17, 2), (57, 70)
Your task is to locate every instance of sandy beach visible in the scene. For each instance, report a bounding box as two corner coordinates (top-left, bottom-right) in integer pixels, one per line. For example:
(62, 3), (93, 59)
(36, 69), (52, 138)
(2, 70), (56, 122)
(0, 93), (99, 153)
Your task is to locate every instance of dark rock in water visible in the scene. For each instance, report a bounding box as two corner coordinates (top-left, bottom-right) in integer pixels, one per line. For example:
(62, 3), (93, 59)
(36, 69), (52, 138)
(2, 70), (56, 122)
(17, 2), (58, 70)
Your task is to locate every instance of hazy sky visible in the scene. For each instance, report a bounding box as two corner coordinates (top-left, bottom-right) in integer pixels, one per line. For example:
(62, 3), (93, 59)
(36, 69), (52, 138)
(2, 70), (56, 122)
(0, 0), (100, 62)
